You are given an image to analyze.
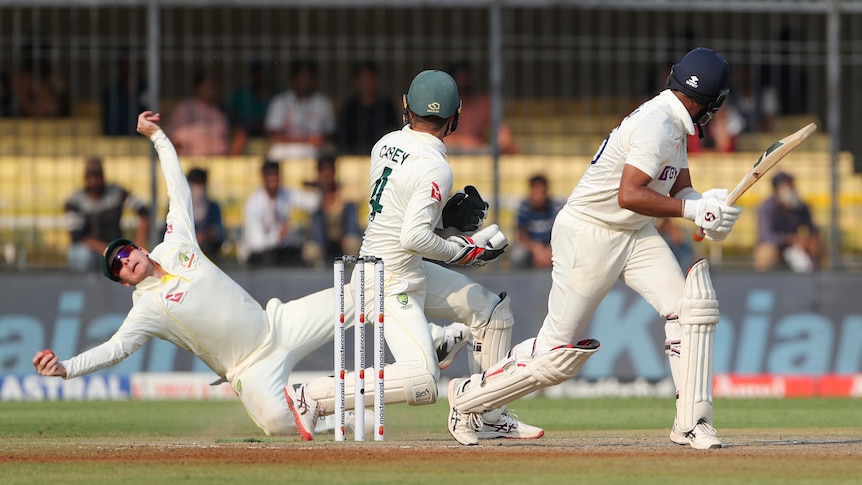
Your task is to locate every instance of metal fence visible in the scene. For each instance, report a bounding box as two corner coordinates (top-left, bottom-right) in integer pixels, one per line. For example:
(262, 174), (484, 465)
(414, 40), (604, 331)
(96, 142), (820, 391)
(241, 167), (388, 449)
(1, 0), (860, 270)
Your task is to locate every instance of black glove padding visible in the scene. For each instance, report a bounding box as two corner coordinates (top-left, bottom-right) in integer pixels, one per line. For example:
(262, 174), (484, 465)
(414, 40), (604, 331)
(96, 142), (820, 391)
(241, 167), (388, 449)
(442, 185), (489, 233)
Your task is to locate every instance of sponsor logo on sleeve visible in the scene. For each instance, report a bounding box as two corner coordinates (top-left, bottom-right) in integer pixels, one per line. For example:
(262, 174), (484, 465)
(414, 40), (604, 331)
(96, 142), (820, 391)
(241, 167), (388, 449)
(165, 291), (187, 304)
(430, 182), (442, 202)
(165, 223), (174, 234)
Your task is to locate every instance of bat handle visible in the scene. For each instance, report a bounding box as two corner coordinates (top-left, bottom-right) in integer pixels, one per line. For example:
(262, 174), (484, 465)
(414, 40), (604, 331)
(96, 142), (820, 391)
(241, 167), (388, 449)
(693, 227), (705, 242)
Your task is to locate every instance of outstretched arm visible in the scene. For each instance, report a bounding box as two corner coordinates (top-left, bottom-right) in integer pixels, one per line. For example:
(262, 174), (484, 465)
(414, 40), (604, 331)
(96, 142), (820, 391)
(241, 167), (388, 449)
(137, 111), (197, 246)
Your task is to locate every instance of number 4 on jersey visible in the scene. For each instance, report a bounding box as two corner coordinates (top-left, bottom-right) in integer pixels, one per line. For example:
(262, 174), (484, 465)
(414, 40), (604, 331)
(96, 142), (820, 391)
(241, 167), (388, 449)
(368, 167), (392, 221)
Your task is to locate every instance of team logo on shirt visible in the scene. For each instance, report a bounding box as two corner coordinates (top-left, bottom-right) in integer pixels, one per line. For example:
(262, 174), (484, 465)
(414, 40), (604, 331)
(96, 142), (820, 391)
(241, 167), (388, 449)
(177, 249), (201, 269)
(165, 291), (187, 303)
(430, 182), (442, 202)
(166, 223), (174, 234)
(397, 293), (412, 310)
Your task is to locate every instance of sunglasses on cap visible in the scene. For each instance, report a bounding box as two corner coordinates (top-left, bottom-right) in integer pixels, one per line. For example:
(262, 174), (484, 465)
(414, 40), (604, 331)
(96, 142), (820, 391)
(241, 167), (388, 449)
(110, 245), (136, 278)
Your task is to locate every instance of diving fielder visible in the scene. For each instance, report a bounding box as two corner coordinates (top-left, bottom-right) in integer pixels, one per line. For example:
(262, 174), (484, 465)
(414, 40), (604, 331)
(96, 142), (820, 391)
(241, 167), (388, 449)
(31, 111), (476, 437)
(447, 48), (741, 449)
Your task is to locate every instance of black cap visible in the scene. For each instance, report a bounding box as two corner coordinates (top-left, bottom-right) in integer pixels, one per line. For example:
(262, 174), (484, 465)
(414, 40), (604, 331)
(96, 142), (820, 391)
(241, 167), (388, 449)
(101, 238), (135, 281)
(666, 48), (730, 108)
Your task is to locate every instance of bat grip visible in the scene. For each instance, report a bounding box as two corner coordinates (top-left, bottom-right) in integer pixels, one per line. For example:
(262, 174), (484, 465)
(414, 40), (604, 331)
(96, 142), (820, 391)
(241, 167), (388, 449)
(692, 228), (705, 242)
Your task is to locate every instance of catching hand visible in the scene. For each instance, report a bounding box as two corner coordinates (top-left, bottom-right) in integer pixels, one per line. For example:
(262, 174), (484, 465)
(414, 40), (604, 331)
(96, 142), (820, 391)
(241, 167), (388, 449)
(447, 224), (508, 267)
(32, 349), (67, 378)
(442, 185), (489, 233)
(136, 111), (162, 138)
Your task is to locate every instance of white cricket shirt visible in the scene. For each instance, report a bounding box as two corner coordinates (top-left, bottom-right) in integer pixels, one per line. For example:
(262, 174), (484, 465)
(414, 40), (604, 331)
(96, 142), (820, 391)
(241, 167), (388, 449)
(360, 125), (460, 275)
(63, 131), (268, 380)
(567, 89), (695, 230)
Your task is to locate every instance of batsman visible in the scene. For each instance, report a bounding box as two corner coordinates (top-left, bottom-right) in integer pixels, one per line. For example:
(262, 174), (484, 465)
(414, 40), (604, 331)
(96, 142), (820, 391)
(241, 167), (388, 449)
(447, 48), (742, 449)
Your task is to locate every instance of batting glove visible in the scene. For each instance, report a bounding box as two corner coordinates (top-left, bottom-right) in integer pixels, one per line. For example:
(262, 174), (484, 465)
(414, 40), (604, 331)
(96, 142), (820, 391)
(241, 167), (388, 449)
(701, 188), (728, 201)
(683, 198), (742, 232)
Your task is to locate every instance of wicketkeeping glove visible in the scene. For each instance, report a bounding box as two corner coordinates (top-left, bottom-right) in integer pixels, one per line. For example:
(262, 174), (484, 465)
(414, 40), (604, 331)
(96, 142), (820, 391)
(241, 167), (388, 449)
(446, 224), (508, 267)
(442, 185), (489, 233)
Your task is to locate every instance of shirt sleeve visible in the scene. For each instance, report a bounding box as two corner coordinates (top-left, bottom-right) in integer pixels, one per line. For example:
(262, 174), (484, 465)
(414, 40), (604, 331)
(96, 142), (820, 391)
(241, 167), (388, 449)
(63, 193), (86, 242)
(625, 117), (676, 179)
(151, 130), (197, 246)
(242, 192), (273, 253)
(61, 304), (159, 379)
(399, 164), (460, 262)
(291, 189), (322, 213)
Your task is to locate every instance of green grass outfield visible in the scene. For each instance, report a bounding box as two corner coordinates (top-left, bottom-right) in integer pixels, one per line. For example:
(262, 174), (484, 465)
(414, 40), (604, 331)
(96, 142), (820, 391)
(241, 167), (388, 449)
(1, 397), (861, 484)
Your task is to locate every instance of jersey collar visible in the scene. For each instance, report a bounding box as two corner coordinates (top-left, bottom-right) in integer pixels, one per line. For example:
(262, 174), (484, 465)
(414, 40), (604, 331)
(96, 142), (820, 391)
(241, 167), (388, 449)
(659, 89), (696, 136)
(402, 125), (447, 155)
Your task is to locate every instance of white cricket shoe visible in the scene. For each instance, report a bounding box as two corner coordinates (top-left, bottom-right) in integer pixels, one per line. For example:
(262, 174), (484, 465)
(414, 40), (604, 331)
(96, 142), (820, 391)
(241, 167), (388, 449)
(447, 378), (480, 446)
(670, 419), (723, 449)
(286, 384), (322, 441)
(476, 410), (544, 440)
(437, 322), (470, 370)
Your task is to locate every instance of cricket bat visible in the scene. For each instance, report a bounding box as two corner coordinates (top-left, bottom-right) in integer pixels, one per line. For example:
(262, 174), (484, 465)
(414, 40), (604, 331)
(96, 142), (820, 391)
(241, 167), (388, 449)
(693, 122), (818, 242)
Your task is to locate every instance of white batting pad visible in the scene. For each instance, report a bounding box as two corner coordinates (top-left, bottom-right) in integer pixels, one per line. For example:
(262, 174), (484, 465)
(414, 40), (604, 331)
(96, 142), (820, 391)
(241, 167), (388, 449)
(455, 338), (600, 414)
(468, 293), (514, 375)
(677, 259), (719, 431)
(305, 365), (436, 416)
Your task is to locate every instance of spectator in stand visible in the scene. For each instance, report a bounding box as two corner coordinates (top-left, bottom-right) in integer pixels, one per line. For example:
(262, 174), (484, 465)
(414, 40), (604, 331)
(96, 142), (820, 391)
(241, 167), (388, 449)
(303, 156), (362, 267)
(510, 174), (562, 268)
(438, 61), (518, 155)
(240, 160), (321, 267)
(761, 27), (809, 117)
(167, 72), (243, 156)
(754, 172), (823, 273)
(734, 64), (778, 134)
(185, 167), (225, 262)
(227, 60), (275, 153)
(265, 59), (335, 161)
(64, 157), (150, 272)
(9, 56), (67, 118)
(336, 61), (399, 155)
(102, 52), (148, 136)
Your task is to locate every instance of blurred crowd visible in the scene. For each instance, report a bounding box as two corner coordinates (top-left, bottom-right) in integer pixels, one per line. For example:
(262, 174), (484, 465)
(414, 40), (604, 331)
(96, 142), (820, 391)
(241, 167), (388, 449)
(2, 37), (818, 272)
